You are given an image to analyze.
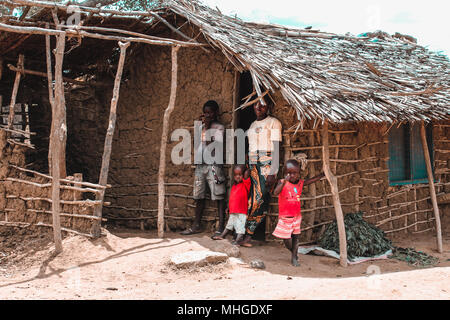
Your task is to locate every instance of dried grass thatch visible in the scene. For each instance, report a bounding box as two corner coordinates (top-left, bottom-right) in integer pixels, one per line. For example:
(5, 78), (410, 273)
(163, 0), (449, 123)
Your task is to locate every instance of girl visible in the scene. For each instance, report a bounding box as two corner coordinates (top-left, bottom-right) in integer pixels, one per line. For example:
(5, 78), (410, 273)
(212, 164), (250, 245)
(273, 159), (324, 266)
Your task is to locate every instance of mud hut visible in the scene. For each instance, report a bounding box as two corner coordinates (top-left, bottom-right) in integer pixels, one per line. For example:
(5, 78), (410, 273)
(0, 0), (448, 265)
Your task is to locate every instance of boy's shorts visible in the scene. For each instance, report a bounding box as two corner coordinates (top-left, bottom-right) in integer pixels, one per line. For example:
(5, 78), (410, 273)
(225, 213), (247, 235)
(272, 215), (302, 239)
(193, 164), (226, 201)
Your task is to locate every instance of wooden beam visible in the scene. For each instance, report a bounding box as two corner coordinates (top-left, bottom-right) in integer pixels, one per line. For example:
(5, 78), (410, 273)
(0, 23), (203, 48)
(7, 64), (102, 86)
(7, 54), (24, 133)
(158, 45), (180, 238)
(0, 22), (64, 35)
(59, 24), (202, 48)
(5, 0), (156, 19)
(63, 29), (203, 47)
(92, 41), (130, 237)
(50, 33), (66, 254)
(420, 121), (443, 253)
(322, 120), (348, 267)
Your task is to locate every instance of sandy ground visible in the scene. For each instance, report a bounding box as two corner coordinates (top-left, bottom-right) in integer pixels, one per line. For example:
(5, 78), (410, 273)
(0, 226), (449, 300)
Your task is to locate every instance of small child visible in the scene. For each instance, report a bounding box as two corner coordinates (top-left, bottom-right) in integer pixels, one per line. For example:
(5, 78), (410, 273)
(212, 164), (250, 245)
(273, 159), (325, 266)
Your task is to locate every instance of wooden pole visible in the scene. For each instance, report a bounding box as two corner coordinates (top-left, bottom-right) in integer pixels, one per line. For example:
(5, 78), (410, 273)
(322, 120), (348, 267)
(92, 41), (130, 237)
(420, 121), (443, 253)
(305, 132), (317, 240)
(7, 54), (24, 133)
(45, 25), (55, 175)
(0, 22), (64, 36)
(8, 64), (102, 86)
(50, 33), (66, 254)
(157, 45), (180, 238)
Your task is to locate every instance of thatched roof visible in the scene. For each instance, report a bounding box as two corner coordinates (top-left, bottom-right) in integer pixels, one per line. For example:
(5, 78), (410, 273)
(1, 0), (449, 123)
(163, 0), (449, 123)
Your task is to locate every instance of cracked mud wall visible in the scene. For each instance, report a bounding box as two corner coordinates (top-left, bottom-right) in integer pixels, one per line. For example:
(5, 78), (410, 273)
(99, 45), (236, 231)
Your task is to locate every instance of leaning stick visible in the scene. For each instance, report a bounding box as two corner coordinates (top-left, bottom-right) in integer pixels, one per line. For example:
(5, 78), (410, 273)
(63, 29), (203, 47)
(7, 54), (24, 132)
(0, 23), (203, 48)
(6, 177), (100, 193)
(304, 132), (317, 240)
(322, 120), (348, 267)
(50, 33), (66, 254)
(8, 64), (101, 86)
(420, 121), (443, 253)
(45, 24), (55, 175)
(0, 22), (64, 35)
(92, 41), (130, 237)
(59, 24), (201, 48)
(158, 45), (180, 238)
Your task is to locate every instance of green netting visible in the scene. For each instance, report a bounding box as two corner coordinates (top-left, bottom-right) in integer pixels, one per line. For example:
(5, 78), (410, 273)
(389, 247), (440, 267)
(317, 212), (439, 267)
(318, 212), (392, 259)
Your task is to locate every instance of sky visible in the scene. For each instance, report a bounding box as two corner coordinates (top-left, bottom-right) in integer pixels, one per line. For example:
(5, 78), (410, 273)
(203, 0), (449, 56)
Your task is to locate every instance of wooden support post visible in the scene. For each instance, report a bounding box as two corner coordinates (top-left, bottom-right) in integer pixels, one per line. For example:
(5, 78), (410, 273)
(92, 41), (130, 237)
(354, 146), (360, 213)
(322, 120), (348, 267)
(333, 133), (340, 174)
(304, 132), (317, 240)
(73, 173), (83, 201)
(229, 70), (239, 178)
(7, 54), (24, 133)
(157, 45), (180, 238)
(45, 24), (55, 175)
(420, 121), (443, 253)
(50, 33), (66, 254)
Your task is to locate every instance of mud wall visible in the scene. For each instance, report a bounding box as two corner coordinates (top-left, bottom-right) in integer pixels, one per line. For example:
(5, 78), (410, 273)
(270, 91), (449, 242)
(96, 45), (236, 231)
(0, 130), (98, 235)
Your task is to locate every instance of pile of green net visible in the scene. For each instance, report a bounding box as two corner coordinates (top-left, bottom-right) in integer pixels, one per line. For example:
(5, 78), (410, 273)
(319, 212), (392, 259)
(318, 212), (439, 267)
(389, 247), (440, 267)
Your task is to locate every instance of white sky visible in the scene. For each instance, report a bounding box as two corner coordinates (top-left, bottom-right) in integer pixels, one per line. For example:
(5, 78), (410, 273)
(203, 0), (449, 56)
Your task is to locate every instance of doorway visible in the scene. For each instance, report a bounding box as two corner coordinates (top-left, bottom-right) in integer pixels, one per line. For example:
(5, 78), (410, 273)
(236, 71), (266, 241)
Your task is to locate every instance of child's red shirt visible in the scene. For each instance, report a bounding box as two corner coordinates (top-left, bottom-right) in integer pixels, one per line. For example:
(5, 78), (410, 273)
(278, 180), (304, 217)
(228, 178), (251, 214)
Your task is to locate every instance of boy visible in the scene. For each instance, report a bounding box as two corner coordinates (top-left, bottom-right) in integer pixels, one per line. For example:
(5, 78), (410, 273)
(212, 164), (250, 245)
(273, 159), (324, 266)
(180, 100), (226, 236)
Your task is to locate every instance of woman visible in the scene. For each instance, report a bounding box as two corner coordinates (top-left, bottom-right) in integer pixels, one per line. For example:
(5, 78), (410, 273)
(241, 97), (282, 247)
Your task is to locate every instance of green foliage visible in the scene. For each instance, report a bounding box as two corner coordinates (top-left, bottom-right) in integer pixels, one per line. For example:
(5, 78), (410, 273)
(389, 247), (439, 268)
(318, 212), (393, 259)
(318, 212), (440, 267)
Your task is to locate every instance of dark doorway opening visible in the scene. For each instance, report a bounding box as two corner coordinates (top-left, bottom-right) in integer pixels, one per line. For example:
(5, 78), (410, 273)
(236, 71), (266, 242)
(237, 71), (256, 132)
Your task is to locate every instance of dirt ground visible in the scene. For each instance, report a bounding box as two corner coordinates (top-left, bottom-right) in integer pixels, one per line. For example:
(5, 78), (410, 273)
(0, 225), (449, 300)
